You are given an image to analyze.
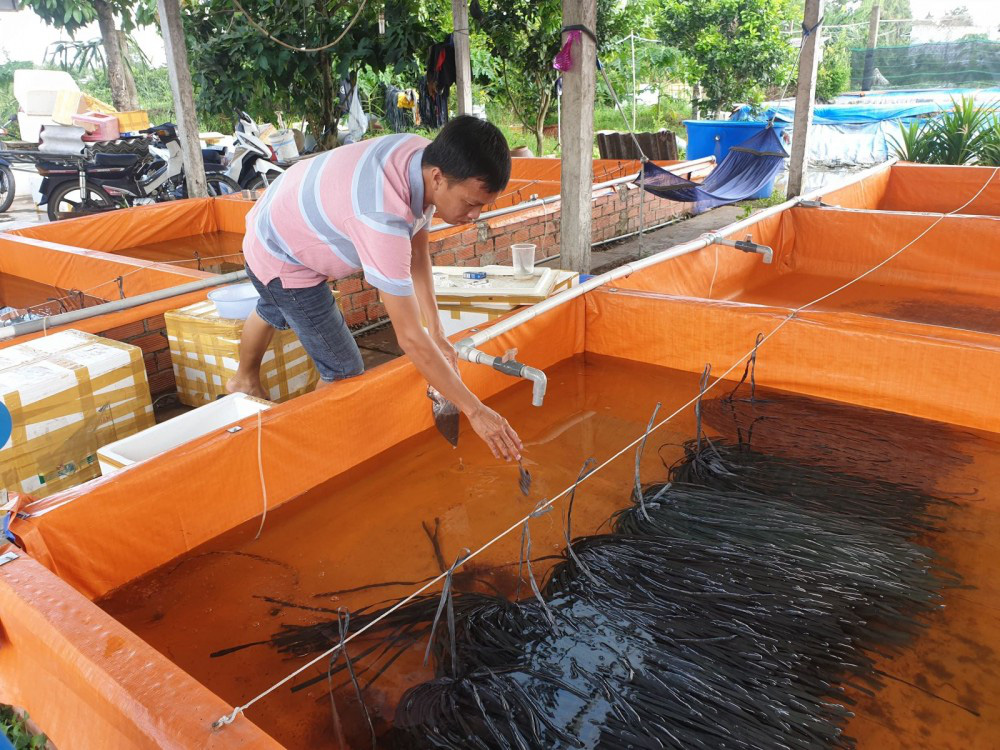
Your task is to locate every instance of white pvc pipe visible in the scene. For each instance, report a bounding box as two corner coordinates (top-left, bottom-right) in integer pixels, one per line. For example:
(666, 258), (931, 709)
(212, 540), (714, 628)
(0, 270), (248, 340)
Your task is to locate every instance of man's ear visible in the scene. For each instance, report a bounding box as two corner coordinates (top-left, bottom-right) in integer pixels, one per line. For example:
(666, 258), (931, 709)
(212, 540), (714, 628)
(429, 166), (446, 190)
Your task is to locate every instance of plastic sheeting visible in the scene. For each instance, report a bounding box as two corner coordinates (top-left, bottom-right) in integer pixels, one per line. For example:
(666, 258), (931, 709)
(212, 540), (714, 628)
(0, 554), (281, 749)
(733, 90), (1000, 166)
(734, 88), (1000, 125)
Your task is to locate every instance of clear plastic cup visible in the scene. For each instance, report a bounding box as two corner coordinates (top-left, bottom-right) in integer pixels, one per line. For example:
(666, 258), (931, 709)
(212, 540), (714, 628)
(512, 243), (537, 279)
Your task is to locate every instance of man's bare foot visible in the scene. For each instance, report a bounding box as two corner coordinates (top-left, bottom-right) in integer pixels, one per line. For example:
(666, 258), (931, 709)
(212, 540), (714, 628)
(226, 375), (269, 400)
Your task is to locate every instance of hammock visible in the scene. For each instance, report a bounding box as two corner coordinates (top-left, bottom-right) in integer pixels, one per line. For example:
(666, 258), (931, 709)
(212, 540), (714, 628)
(639, 125), (789, 214)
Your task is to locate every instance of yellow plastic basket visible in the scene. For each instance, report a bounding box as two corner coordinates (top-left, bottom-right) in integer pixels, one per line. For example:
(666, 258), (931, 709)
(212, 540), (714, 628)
(114, 110), (151, 133)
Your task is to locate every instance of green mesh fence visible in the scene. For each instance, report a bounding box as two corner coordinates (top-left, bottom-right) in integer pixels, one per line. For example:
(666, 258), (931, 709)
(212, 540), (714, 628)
(850, 41), (1000, 90)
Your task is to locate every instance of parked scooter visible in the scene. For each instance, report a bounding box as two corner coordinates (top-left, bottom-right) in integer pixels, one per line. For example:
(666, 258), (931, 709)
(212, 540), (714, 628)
(223, 111), (285, 190)
(37, 123), (240, 221)
(0, 115), (17, 213)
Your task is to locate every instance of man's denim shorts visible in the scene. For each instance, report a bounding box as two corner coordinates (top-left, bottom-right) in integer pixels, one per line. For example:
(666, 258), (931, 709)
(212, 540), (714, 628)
(245, 266), (364, 382)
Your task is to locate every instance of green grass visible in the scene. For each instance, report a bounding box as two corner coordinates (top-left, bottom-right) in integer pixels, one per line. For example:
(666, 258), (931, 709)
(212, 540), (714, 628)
(0, 706), (47, 750)
(737, 190), (787, 219)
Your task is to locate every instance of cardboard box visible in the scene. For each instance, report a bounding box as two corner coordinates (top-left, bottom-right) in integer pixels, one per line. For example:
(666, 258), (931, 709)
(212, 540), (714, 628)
(0, 330), (154, 498)
(166, 300), (320, 406)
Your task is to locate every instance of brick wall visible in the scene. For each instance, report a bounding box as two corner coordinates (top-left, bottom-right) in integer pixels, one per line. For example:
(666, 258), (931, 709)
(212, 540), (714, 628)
(331, 185), (692, 326)
(98, 314), (175, 399)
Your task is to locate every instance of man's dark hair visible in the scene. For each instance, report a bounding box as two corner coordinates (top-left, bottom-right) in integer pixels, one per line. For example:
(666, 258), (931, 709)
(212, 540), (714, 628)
(423, 115), (511, 193)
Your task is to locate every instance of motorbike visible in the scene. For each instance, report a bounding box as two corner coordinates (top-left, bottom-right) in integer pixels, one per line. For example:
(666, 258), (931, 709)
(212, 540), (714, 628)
(0, 115), (17, 213)
(221, 111), (286, 190)
(36, 123), (240, 221)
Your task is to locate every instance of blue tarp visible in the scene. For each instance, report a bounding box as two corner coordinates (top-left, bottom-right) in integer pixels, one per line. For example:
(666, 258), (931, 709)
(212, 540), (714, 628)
(732, 87), (1000, 125)
(638, 125), (788, 214)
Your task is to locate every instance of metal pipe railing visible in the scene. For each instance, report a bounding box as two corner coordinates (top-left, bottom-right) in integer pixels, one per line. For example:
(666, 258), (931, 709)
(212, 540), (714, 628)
(0, 270), (248, 340)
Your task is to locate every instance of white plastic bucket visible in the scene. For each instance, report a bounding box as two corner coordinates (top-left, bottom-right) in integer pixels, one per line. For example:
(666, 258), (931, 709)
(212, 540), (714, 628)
(208, 282), (260, 319)
(268, 129), (299, 161)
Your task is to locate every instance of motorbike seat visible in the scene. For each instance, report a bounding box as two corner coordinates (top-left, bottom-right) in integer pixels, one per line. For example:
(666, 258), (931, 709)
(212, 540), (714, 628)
(93, 153), (141, 168)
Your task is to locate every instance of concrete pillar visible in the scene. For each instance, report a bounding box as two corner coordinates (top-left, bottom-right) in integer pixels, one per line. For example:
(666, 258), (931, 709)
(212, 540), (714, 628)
(558, 0), (597, 273)
(452, 0), (473, 115)
(157, 0), (207, 198)
(787, 0), (824, 198)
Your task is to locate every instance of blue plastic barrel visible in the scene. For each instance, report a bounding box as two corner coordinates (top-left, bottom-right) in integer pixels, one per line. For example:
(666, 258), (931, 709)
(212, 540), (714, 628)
(683, 120), (790, 199)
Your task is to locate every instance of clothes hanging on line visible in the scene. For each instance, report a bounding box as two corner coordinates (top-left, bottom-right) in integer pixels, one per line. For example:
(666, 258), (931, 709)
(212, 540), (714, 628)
(418, 77), (449, 129)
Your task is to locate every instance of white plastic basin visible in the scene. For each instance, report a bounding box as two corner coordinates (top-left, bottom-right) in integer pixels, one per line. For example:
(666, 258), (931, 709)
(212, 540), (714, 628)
(208, 282), (260, 319)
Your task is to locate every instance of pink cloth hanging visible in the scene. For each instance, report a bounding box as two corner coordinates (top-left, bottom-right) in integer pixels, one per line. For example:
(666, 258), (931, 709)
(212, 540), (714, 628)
(553, 30), (581, 71)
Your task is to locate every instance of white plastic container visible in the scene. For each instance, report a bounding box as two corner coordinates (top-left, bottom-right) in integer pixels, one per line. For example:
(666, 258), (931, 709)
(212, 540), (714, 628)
(97, 393), (273, 475)
(207, 282), (260, 319)
(16, 113), (54, 144)
(13, 70), (79, 115)
(268, 129), (299, 161)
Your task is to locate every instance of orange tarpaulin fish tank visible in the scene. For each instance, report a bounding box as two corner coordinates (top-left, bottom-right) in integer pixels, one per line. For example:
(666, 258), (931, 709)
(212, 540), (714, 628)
(1, 161), (999, 748)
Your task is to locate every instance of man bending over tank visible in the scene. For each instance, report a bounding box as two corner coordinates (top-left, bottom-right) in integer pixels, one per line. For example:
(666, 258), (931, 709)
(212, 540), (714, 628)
(227, 116), (522, 462)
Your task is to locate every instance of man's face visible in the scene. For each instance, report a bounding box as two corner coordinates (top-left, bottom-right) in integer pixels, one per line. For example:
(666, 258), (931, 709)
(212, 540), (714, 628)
(430, 170), (502, 225)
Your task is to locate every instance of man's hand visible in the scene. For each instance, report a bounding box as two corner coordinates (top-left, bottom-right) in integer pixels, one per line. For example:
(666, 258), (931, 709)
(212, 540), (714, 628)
(382, 291), (523, 462)
(467, 404), (523, 462)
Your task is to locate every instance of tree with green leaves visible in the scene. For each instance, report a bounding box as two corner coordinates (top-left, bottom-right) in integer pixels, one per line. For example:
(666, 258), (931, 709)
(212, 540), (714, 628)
(473, 0), (640, 156)
(184, 0), (439, 146)
(824, 0), (913, 48)
(657, 0), (794, 116)
(23, 0), (153, 111)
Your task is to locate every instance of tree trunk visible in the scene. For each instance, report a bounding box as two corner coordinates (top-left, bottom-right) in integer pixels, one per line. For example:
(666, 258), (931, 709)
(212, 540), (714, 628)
(117, 31), (140, 110)
(534, 89), (552, 156)
(320, 51), (335, 148)
(93, 0), (139, 111)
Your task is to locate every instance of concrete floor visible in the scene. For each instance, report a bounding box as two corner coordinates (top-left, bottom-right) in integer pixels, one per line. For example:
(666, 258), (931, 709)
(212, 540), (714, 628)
(0, 194), (47, 231)
(586, 204), (745, 275)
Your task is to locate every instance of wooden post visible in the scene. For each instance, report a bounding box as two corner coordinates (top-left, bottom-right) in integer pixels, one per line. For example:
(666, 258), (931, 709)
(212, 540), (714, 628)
(452, 0), (473, 116)
(786, 0), (824, 198)
(157, 0), (207, 198)
(862, 2), (881, 91)
(559, 0), (597, 274)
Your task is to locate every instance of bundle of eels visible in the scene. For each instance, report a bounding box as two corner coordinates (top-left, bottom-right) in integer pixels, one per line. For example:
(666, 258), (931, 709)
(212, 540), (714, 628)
(217, 387), (965, 749)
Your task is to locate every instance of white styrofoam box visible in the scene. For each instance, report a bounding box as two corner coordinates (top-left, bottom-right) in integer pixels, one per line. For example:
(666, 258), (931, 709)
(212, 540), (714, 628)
(16, 113), (55, 144)
(13, 70), (78, 115)
(97, 392), (273, 475)
(436, 303), (516, 337)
